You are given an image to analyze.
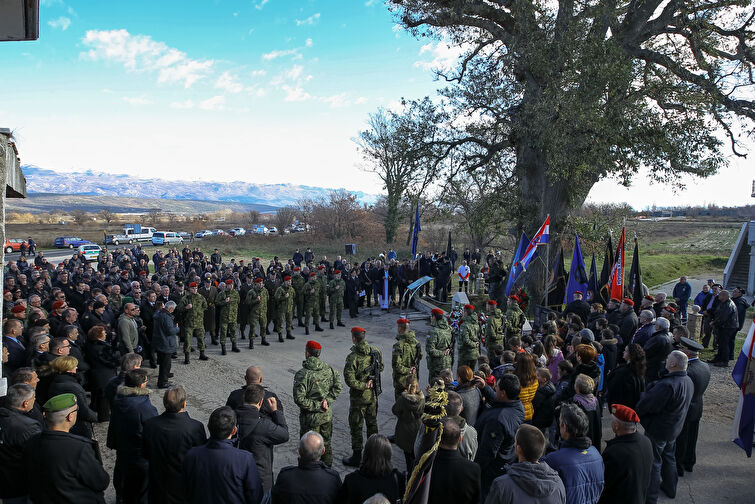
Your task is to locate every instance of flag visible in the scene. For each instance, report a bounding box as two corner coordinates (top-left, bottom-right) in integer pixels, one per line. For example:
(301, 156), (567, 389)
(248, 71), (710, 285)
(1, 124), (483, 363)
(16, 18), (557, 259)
(587, 254), (598, 301)
(731, 318), (755, 457)
(505, 232), (529, 296)
(629, 238), (643, 313)
(517, 215), (550, 271)
(598, 236), (614, 306)
(546, 246), (567, 311)
(609, 227), (626, 300)
(411, 202), (421, 259)
(564, 235), (588, 304)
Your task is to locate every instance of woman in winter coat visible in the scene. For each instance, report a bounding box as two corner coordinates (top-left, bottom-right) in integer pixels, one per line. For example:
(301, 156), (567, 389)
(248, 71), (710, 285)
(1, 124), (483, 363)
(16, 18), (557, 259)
(605, 343), (646, 410)
(391, 376), (425, 470)
(337, 434), (406, 504)
(84, 325), (120, 421)
(513, 352), (539, 422)
(47, 355), (99, 438)
(572, 374), (602, 451)
(455, 365), (482, 427)
(544, 334), (564, 384)
(532, 368), (557, 432)
(555, 344), (601, 405)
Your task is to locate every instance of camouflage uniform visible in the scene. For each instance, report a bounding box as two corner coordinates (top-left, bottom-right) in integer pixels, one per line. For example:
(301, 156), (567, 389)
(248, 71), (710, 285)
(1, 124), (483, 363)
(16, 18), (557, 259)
(317, 271), (328, 321)
(426, 317), (453, 381)
(216, 287), (240, 347)
(304, 276), (321, 331)
(274, 283), (295, 339)
(198, 283), (218, 338)
(505, 303), (526, 342)
(292, 272), (306, 326)
(458, 313), (481, 370)
(108, 293), (123, 313)
(485, 307), (504, 350)
(327, 277), (345, 327)
(265, 277), (280, 334)
(344, 339), (383, 453)
(177, 291), (208, 354)
(246, 282), (268, 344)
(392, 330), (421, 399)
(293, 356), (342, 467)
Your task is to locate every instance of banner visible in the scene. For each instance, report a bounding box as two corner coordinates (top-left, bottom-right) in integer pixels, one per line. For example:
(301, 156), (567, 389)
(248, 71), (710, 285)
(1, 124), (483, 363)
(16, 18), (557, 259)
(629, 238), (643, 313)
(411, 202), (421, 259)
(609, 228), (626, 300)
(588, 254), (598, 302)
(505, 232), (530, 296)
(731, 318), (755, 457)
(564, 235), (588, 304)
(546, 246), (567, 311)
(517, 215), (550, 271)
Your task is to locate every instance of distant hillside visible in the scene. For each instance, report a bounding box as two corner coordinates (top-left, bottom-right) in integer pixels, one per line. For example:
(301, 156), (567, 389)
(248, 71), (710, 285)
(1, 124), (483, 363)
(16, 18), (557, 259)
(6, 193), (278, 214)
(21, 165), (378, 207)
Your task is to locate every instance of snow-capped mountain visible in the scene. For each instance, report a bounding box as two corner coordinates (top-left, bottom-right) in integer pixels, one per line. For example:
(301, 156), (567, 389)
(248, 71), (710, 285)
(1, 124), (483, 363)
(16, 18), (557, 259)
(22, 165), (378, 207)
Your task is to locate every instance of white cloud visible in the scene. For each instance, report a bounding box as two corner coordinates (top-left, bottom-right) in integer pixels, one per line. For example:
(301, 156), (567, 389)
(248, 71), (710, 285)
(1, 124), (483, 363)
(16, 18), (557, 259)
(282, 85), (311, 102)
(296, 13), (321, 26)
(48, 17), (71, 31)
(102, 88), (113, 94)
(414, 41), (468, 72)
(262, 48), (301, 61)
(305, 38), (313, 47)
(355, 96), (368, 105)
(251, 69), (267, 77)
(82, 29), (214, 88)
(254, 0), (269, 10)
(170, 99), (195, 109)
(215, 71), (243, 93)
(199, 95), (225, 110)
(122, 96), (152, 106)
(285, 64), (304, 80)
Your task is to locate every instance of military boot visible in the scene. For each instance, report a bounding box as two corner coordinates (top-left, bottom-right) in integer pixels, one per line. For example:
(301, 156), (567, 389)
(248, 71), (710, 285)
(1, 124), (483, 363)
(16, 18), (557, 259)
(337, 321), (345, 327)
(199, 350), (208, 361)
(221, 345), (227, 355)
(211, 335), (219, 345)
(330, 321), (334, 330)
(315, 324), (324, 332)
(298, 320), (305, 327)
(231, 343), (240, 353)
(184, 352), (190, 365)
(261, 336), (270, 346)
(249, 336), (254, 349)
(286, 331), (295, 340)
(278, 333), (284, 343)
(240, 330), (246, 340)
(342, 451), (361, 467)
(321, 315), (328, 322)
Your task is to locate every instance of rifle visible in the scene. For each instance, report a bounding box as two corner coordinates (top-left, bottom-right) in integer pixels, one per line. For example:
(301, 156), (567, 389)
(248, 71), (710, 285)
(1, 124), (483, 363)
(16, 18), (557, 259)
(368, 348), (383, 398)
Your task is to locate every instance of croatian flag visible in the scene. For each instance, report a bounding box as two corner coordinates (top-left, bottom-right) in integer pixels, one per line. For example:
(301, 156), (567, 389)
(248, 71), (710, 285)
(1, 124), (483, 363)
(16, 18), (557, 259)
(517, 216), (550, 272)
(731, 318), (755, 457)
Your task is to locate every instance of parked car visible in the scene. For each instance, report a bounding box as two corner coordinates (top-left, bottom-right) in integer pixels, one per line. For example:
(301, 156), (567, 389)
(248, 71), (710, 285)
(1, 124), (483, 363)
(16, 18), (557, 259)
(195, 230), (212, 238)
(4, 238), (27, 253)
(54, 236), (92, 249)
(177, 231), (192, 240)
(212, 229), (225, 236)
(228, 227), (246, 236)
(78, 244), (102, 262)
(252, 225), (268, 235)
(152, 231), (184, 246)
(268, 227), (279, 235)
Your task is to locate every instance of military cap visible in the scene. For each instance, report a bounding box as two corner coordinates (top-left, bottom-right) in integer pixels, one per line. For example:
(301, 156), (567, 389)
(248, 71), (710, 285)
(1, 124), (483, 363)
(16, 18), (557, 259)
(397, 318), (410, 325)
(120, 271), (129, 276)
(317, 265), (325, 270)
(334, 269), (341, 275)
(351, 327), (366, 334)
(52, 300), (66, 310)
(309, 272), (316, 277)
(283, 275), (291, 281)
(622, 298), (634, 306)
(122, 296), (134, 304)
(487, 300), (497, 306)
(509, 295), (520, 302)
(464, 303), (475, 310)
(574, 290), (583, 295)
(139, 271), (147, 275)
(306, 340), (322, 350)
(293, 267), (301, 272)
(3, 289), (9, 294)
(225, 279), (234, 285)
(189, 282), (198, 288)
(644, 294), (654, 301)
(679, 337), (704, 352)
(431, 308), (444, 315)
(11, 305), (26, 313)
(255, 277), (264, 283)
(611, 404), (640, 423)
(43, 393), (77, 412)
(664, 306), (677, 314)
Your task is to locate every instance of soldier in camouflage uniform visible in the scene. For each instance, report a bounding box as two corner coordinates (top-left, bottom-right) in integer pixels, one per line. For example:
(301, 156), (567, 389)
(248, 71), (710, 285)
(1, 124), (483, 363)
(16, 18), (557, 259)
(392, 318), (421, 400)
(458, 303), (480, 371)
(342, 327), (383, 467)
(108, 286), (123, 314)
(198, 276), (218, 344)
(327, 270), (346, 330)
(426, 308), (453, 383)
(177, 281), (208, 364)
(291, 267), (306, 328)
(316, 265), (328, 323)
(215, 278), (241, 355)
(246, 277), (270, 348)
(237, 277), (252, 340)
(484, 299), (505, 350)
(274, 275), (296, 342)
(293, 340), (342, 467)
(505, 294), (526, 343)
(304, 272), (324, 335)
(264, 271), (279, 336)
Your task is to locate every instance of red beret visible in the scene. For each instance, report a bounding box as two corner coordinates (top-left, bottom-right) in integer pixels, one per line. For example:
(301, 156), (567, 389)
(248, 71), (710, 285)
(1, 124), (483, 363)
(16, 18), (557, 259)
(139, 271), (146, 275)
(431, 308), (444, 315)
(611, 404), (640, 423)
(509, 295), (520, 302)
(397, 318), (410, 325)
(34, 266), (41, 270)
(351, 327), (366, 334)
(58, 263), (64, 267)
(283, 275), (291, 281)
(464, 304), (475, 310)
(189, 282), (198, 288)
(334, 270), (341, 274)
(3, 289), (9, 294)
(622, 298), (634, 306)
(255, 277), (264, 283)
(120, 271), (128, 276)
(664, 306), (677, 314)
(52, 300), (66, 310)
(309, 272), (316, 277)
(11, 305), (26, 313)
(574, 290), (583, 295)
(225, 279), (234, 285)
(317, 265), (325, 270)
(293, 267), (301, 271)
(644, 294), (654, 301)
(306, 340), (322, 350)
(487, 300), (497, 306)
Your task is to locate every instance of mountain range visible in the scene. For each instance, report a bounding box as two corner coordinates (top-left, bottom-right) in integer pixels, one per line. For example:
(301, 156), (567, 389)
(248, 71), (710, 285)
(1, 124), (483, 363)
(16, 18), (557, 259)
(20, 165), (378, 208)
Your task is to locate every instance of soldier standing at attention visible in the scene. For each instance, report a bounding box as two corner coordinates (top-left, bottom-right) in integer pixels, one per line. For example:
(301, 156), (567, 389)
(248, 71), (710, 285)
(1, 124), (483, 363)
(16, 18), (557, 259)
(458, 304), (480, 371)
(485, 299), (504, 350)
(246, 278), (269, 348)
(177, 282), (208, 364)
(505, 295), (526, 343)
(304, 272), (324, 335)
(198, 275), (218, 345)
(265, 271), (279, 337)
(343, 327), (383, 467)
(292, 340), (342, 467)
(275, 275), (296, 342)
(327, 270), (346, 330)
(392, 318), (421, 400)
(426, 308), (453, 383)
(291, 267), (306, 328)
(215, 279), (241, 355)
(316, 266), (329, 324)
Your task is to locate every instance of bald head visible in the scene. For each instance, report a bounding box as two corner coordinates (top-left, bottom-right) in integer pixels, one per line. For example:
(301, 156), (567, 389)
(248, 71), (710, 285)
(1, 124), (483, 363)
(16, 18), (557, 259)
(245, 366), (262, 385)
(299, 431), (325, 462)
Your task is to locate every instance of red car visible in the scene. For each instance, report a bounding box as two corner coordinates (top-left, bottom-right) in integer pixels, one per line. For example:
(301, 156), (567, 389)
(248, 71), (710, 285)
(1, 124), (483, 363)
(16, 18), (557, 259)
(4, 238), (27, 253)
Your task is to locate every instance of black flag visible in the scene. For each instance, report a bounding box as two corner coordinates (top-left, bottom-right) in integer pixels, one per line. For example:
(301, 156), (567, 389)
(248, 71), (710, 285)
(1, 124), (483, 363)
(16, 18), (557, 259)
(598, 236), (614, 306)
(629, 238), (643, 314)
(588, 254), (598, 302)
(546, 247), (567, 311)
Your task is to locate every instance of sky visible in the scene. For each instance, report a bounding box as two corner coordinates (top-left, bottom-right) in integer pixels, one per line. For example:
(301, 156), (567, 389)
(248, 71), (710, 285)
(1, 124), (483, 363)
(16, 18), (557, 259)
(0, 0), (752, 209)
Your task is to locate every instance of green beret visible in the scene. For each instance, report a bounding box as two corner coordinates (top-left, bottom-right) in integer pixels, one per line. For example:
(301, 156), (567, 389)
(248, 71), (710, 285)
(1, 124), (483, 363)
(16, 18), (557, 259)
(122, 296), (134, 304)
(43, 393), (77, 412)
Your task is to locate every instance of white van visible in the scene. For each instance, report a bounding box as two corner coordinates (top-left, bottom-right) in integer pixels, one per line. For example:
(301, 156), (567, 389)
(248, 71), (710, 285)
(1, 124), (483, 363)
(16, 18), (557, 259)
(152, 231), (184, 246)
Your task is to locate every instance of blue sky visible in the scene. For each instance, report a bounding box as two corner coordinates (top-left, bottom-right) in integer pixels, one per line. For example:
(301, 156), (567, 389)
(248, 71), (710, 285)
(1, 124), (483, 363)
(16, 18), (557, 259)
(0, 0), (751, 208)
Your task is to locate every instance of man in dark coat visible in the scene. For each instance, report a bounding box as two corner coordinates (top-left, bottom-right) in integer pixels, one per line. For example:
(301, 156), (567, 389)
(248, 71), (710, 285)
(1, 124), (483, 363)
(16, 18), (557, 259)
(599, 404), (653, 504)
(183, 406), (263, 504)
(152, 301), (179, 388)
(710, 290), (740, 366)
(672, 277), (692, 322)
(226, 365), (282, 419)
(630, 310), (655, 347)
(427, 417), (481, 503)
(563, 291), (591, 326)
(643, 317), (674, 383)
(0, 384), (43, 502)
(237, 384), (290, 492)
(635, 350), (693, 504)
(142, 385), (207, 504)
(3, 319), (26, 376)
(23, 393), (110, 503)
(732, 287), (749, 331)
(271, 430), (342, 504)
(617, 299), (639, 346)
(107, 368), (158, 504)
(675, 337), (710, 477)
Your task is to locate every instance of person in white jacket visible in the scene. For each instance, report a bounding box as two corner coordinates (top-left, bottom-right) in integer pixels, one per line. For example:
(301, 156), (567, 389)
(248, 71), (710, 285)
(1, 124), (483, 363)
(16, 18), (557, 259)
(458, 261), (471, 294)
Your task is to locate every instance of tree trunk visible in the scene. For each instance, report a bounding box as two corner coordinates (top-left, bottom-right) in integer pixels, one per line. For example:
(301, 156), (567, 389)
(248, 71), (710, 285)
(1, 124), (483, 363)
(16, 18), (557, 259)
(384, 193), (401, 243)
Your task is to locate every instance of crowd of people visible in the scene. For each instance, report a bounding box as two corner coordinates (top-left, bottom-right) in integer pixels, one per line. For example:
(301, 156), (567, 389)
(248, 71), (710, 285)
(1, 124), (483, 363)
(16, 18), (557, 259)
(0, 243), (751, 504)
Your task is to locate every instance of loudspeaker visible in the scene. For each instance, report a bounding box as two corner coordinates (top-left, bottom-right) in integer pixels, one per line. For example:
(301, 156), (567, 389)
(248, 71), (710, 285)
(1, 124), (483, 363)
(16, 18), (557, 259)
(345, 244), (357, 255)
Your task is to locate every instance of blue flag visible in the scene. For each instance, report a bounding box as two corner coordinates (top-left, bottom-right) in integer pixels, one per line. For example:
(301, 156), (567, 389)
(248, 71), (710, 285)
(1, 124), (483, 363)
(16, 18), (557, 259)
(411, 202), (421, 259)
(505, 232), (529, 296)
(564, 235), (588, 304)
